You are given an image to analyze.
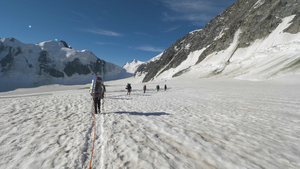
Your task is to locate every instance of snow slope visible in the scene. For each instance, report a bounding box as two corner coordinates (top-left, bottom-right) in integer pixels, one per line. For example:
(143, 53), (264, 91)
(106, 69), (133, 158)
(0, 76), (299, 169)
(151, 15), (300, 81)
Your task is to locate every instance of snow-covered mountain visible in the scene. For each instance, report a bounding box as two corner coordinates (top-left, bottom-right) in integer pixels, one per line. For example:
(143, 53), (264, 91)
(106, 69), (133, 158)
(136, 0), (300, 82)
(0, 38), (130, 91)
(122, 59), (144, 74)
(122, 52), (164, 76)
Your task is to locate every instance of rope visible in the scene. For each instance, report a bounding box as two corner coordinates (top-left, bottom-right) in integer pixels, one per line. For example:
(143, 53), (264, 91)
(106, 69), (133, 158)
(88, 98), (97, 169)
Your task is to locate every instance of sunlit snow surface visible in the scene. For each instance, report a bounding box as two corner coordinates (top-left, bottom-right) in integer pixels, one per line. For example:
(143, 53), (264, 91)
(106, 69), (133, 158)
(0, 76), (299, 169)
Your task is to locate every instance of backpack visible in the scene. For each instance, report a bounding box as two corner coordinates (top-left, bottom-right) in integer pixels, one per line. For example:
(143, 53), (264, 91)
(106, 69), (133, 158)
(101, 84), (106, 97)
(90, 77), (103, 98)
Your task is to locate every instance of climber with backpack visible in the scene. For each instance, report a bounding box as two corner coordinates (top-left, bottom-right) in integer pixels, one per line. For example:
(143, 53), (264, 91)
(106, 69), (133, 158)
(101, 82), (106, 110)
(143, 85), (146, 93)
(126, 83), (132, 95)
(90, 77), (104, 114)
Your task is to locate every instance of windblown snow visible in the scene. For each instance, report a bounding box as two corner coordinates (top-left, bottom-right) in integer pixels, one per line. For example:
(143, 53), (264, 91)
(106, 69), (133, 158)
(0, 75), (299, 169)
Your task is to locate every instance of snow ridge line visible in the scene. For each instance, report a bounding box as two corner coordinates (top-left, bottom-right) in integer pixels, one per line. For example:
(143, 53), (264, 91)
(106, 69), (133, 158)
(88, 100), (97, 169)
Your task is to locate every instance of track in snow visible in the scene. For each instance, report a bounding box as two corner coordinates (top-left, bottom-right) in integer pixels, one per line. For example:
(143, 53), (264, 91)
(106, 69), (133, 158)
(0, 78), (299, 169)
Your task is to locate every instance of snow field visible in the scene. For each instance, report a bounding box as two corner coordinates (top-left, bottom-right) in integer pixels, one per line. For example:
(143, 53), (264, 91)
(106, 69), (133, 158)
(0, 88), (94, 168)
(0, 77), (300, 169)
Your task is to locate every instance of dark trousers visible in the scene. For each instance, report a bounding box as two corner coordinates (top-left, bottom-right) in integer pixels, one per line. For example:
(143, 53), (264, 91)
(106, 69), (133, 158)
(93, 97), (101, 113)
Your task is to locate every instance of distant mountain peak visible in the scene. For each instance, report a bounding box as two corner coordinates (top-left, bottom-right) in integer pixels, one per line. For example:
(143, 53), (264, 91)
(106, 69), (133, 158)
(123, 59), (144, 74)
(0, 38), (131, 92)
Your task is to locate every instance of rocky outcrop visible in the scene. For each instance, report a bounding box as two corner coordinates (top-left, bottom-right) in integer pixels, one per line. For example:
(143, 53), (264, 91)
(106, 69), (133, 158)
(38, 51), (65, 78)
(60, 40), (69, 48)
(64, 58), (91, 77)
(137, 0), (300, 82)
(0, 47), (14, 73)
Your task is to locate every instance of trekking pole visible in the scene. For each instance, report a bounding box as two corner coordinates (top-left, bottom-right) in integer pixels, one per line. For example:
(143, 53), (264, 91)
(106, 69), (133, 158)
(102, 96), (104, 112)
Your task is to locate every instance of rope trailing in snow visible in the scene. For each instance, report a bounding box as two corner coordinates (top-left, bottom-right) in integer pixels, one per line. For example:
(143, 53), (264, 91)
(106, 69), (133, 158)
(88, 99), (97, 169)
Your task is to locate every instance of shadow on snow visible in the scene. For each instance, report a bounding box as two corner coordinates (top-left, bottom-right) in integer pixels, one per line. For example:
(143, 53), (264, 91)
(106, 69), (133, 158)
(106, 96), (133, 100)
(111, 111), (170, 116)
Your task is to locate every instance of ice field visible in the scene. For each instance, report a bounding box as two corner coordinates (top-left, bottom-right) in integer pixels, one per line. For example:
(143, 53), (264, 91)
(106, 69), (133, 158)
(0, 77), (300, 169)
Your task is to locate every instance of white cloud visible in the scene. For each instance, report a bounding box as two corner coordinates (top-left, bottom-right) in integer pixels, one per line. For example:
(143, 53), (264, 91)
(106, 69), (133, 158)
(95, 41), (118, 46)
(158, 0), (235, 25)
(164, 25), (181, 33)
(80, 28), (124, 37)
(162, 0), (216, 13)
(136, 46), (165, 52)
(163, 12), (211, 23)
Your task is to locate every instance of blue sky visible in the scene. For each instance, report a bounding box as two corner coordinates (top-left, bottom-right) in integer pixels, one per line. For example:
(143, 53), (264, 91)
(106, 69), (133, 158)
(0, 0), (236, 66)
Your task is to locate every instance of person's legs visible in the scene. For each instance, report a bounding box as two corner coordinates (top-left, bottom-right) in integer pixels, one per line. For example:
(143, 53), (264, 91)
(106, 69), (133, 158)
(93, 98), (98, 114)
(97, 97), (101, 113)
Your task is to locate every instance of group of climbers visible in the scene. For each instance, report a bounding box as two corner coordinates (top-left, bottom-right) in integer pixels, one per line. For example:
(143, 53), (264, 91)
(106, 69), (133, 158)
(131, 84), (168, 93)
(89, 76), (169, 114)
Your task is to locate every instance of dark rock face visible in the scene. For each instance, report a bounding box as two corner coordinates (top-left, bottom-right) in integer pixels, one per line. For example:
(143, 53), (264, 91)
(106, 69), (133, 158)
(38, 51), (50, 64)
(44, 67), (64, 78)
(38, 51), (64, 78)
(60, 40), (69, 48)
(137, 0), (300, 82)
(90, 59), (105, 75)
(64, 58), (91, 77)
(64, 58), (107, 77)
(0, 45), (23, 73)
(0, 47), (14, 73)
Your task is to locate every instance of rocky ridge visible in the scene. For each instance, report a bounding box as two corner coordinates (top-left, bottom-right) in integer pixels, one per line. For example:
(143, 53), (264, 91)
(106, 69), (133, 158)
(136, 0), (300, 82)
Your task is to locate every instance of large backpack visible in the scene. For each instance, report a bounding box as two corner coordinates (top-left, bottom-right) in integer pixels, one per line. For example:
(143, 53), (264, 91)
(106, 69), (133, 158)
(90, 77), (103, 98)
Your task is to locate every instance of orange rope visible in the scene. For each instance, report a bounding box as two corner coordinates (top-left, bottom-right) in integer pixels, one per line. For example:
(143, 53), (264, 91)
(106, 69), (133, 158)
(88, 99), (97, 169)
